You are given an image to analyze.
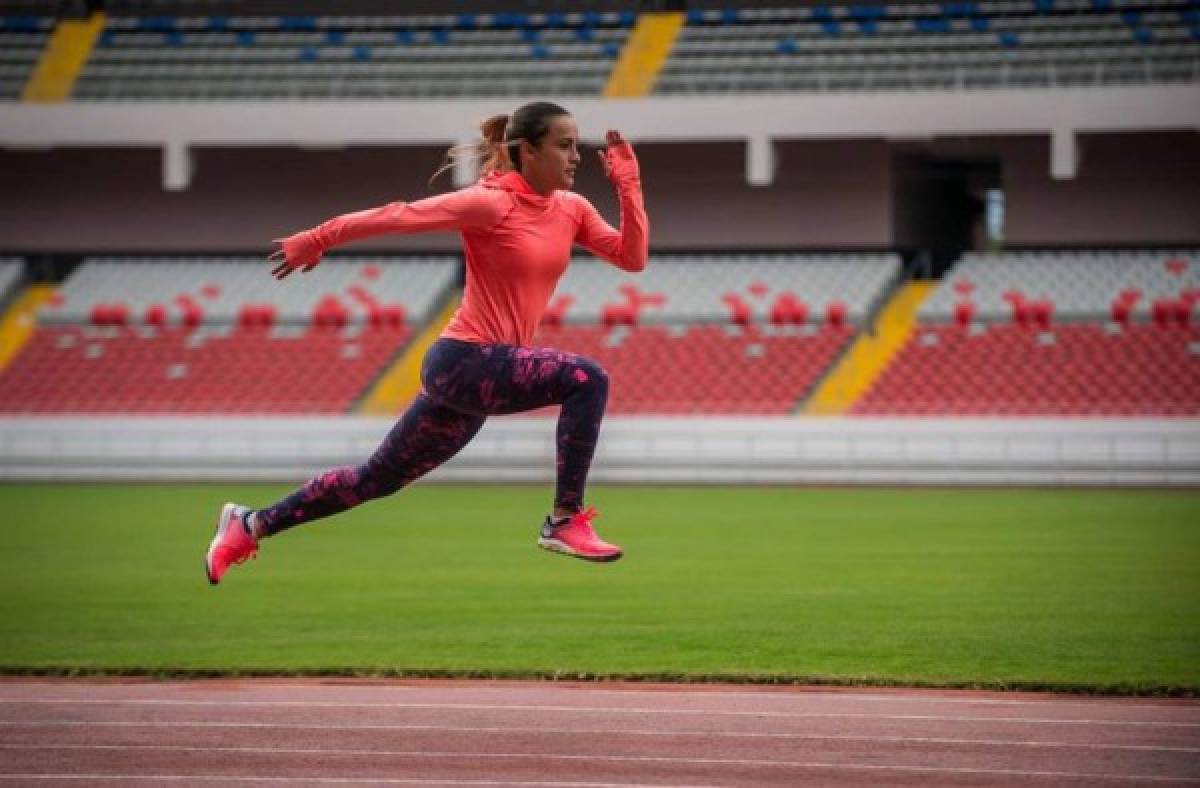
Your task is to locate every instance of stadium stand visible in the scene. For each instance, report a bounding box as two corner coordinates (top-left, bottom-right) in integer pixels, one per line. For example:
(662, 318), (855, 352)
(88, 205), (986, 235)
(920, 249), (1200, 324)
(532, 254), (900, 414)
(0, 253), (901, 415)
(69, 12), (633, 100)
(0, 256), (457, 414)
(656, 0), (1200, 93)
(853, 250), (1200, 416)
(1, 0), (1187, 100)
(0, 15), (55, 99)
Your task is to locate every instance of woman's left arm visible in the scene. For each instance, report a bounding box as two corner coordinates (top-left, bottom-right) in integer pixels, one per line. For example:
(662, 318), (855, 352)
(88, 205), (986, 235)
(574, 130), (649, 273)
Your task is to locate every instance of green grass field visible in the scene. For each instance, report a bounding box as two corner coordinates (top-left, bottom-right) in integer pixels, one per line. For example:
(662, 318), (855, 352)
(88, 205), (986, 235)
(1, 484), (1197, 694)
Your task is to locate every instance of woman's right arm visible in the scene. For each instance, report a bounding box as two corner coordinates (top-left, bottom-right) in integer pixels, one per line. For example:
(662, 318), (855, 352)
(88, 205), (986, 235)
(270, 187), (506, 279)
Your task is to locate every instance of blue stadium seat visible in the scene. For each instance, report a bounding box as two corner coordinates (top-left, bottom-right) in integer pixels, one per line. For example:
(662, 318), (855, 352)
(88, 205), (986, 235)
(999, 30), (1020, 47)
(530, 44), (550, 59)
(298, 45), (318, 62)
(0, 16), (39, 32)
(576, 26), (594, 41)
(280, 16), (316, 32)
(324, 30), (344, 45)
(353, 45), (371, 62)
(971, 16), (991, 31)
(207, 16), (228, 32)
(777, 37), (799, 54)
(236, 30), (255, 46)
(822, 20), (842, 35)
(138, 16), (175, 32)
(457, 14), (477, 29)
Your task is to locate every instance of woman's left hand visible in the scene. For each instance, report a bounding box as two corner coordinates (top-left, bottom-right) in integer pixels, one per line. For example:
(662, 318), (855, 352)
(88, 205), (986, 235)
(598, 129), (640, 185)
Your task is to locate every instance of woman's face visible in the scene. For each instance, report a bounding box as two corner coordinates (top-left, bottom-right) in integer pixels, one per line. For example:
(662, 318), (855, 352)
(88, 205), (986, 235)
(520, 115), (581, 194)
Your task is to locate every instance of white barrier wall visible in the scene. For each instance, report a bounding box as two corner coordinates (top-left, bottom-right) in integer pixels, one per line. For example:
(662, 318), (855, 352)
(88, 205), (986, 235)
(4, 88), (1199, 187)
(2, 417), (1198, 486)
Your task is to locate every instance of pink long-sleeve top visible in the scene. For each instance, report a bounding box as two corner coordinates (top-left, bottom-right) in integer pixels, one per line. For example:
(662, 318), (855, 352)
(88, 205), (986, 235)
(299, 167), (648, 348)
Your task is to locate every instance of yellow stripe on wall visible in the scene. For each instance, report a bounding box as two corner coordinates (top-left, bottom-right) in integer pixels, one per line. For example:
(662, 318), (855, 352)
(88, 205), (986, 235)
(0, 285), (56, 373)
(803, 282), (935, 415)
(603, 12), (685, 98)
(358, 295), (461, 415)
(22, 12), (105, 102)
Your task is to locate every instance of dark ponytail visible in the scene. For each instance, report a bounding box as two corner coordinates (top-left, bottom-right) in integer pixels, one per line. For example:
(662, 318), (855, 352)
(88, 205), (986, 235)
(430, 101), (570, 186)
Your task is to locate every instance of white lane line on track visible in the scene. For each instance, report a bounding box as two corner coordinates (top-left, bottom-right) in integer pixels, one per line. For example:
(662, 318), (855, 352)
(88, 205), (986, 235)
(10, 682), (1198, 715)
(308, 685), (1200, 713)
(0, 777), (715, 787)
(2, 745), (1196, 784)
(2, 719), (1196, 753)
(1, 698), (1195, 727)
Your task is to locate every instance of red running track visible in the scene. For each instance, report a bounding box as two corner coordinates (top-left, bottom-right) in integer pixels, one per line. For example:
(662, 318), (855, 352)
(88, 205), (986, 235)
(0, 678), (1196, 786)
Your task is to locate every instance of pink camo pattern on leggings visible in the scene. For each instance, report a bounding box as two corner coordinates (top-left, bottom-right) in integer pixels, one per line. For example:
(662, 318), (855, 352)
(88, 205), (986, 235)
(257, 338), (608, 536)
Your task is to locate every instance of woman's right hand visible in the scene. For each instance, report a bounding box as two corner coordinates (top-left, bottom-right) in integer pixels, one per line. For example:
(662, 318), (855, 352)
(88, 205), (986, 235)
(597, 129), (640, 186)
(268, 230), (324, 280)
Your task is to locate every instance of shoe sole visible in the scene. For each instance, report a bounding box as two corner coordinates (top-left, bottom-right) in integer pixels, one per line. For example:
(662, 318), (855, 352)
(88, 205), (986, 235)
(537, 537), (622, 563)
(204, 502), (235, 585)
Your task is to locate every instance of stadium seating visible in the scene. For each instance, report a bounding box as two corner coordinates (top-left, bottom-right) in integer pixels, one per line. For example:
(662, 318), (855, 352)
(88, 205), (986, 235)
(536, 322), (853, 414)
(0, 15), (54, 100)
(545, 254), (899, 327)
(0, 253), (897, 415)
(853, 321), (1200, 415)
(921, 249), (1200, 324)
(530, 253), (899, 414)
(4, 0), (1187, 100)
(0, 256), (455, 414)
(0, 322), (409, 414)
(656, 0), (1200, 94)
(855, 250), (1200, 416)
(70, 12), (632, 100)
(40, 256), (456, 327)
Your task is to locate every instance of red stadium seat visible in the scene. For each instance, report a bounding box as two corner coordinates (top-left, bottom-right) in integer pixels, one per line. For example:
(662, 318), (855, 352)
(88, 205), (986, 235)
(313, 295), (349, 328)
(954, 300), (975, 328)
(826, 300), (847, 328)
(769, 292), (807, 325)
(722, 292), (752, 326)
(238, 303), (277, 328)
(90, 303), (129, 326)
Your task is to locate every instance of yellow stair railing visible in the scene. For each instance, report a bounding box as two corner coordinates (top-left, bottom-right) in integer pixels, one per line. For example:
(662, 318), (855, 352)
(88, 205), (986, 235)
(0, 285), (57, 373)
(357, 295), (461, 415)
(603, 12), (685, 98)
(803, 282), (935, 415)
(22, 12), (106, 102)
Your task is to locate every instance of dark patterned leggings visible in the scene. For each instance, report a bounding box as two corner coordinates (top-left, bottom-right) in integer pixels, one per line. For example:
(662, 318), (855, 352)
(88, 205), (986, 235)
(256, 338), (609, 536)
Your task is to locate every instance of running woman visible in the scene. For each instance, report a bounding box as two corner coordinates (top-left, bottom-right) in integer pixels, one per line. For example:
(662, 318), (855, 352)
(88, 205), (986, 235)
(205, 101), (648, 584)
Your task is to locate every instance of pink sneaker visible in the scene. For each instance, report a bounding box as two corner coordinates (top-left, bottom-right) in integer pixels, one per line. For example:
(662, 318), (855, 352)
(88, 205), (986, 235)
(538, 507), (622, 563)
(205, 503), (257, 585)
